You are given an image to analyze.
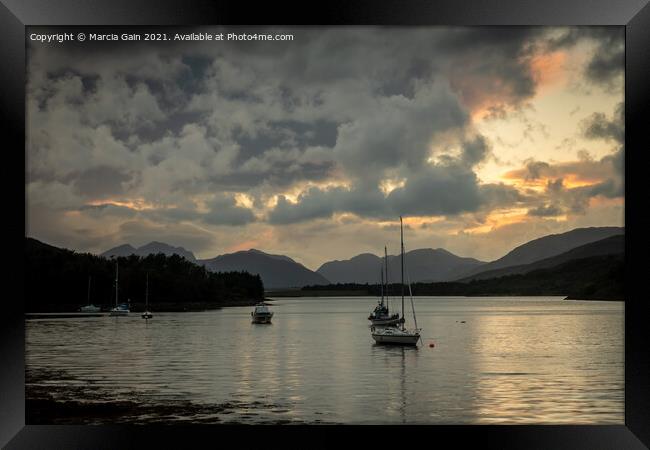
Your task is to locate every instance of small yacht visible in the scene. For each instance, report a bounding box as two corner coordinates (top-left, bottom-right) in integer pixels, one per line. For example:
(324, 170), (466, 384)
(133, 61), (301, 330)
(80, 304), (101, 313)
(110, 303), (130, 316)
(251, 302), (273, 324)
(371, 216), (421, 346)
(79, 276), (101, 312)
(109, 262), (130, 316)
(141, 273), (153, 320)
(368, 246), (402, 327)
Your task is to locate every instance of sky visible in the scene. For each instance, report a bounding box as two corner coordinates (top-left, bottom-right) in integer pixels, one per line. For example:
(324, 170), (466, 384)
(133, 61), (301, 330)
(26, 26), (624, 270)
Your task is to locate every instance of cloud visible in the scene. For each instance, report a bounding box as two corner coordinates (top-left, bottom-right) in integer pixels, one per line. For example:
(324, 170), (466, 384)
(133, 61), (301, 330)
(527, 204), (563, 217)
(582, 102), (624, 144)
(268, 163), (526, 224)
(460, 135), (491, 167)
(545, 27), (624, 89)
(72, 166), (133, 199)
(25, 26), (624, 260)
(202, 195), (257, 226)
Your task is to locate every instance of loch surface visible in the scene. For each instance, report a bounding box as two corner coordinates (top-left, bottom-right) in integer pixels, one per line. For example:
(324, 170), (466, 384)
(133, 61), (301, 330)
(25, 296), (624, 424)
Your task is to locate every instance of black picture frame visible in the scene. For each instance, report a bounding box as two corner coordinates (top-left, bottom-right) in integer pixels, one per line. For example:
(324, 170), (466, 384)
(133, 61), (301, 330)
(3, 0), (649, 448)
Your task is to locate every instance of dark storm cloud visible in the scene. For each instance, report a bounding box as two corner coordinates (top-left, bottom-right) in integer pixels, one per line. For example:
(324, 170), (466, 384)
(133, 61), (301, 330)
(268, 163), (527, 224)
(202, 196), (257, 226)
(385, 165), (482, 216)
(582, 102), (624, 144)
(461, 135), (491, 167)
(72, 166), (133, 199)
(441, 27), (543, 112)
(26, 25), (623, 257)
(545, 27), (624, 89)
(27, 26), (557, 200)
(527, 204), (563, 217)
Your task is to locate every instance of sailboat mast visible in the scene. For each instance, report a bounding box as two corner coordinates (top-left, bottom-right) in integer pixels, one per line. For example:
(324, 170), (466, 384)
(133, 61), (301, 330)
(384, 246), (389, 311)
(380, 266), (384, 304)
(115, 261), (119, 307)
(400, 216), (404, 329)
(87, 276), (91, 305)
(146, 273), (149, 308)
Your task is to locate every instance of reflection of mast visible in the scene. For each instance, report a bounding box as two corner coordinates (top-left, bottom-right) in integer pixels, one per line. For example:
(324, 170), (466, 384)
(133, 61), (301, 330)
(400, 347), (406, 423)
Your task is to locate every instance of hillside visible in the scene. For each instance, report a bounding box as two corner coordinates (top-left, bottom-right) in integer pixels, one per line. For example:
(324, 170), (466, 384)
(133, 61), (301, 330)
(459, 234), (624, 282)
(301, 254), (623, 301)
(456, 227), (624, 280)
(317, 248), (485, 284)
(200, 249), (330, 289)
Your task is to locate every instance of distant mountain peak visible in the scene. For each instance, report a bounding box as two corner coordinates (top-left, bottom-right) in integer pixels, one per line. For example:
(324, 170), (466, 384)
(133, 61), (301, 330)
(199, 249), (327, 289)
(455, 226), (623, 280)
(101, 241), (196, 261)
(317, 247), (486, 284)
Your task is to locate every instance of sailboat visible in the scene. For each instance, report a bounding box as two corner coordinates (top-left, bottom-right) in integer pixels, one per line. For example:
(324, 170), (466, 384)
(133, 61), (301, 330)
(109, 261), (130, 316)
(142, 273), (153, 319)
(79, 276), (101, 312)
(368, 246), (401, 327)
(371, 216), (421, 346)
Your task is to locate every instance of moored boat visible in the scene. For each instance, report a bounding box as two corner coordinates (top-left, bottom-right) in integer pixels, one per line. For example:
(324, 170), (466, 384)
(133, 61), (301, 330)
(79, 276), (101, 312)
(251, 302), (273, 324)
(371, 216), (421, 346)
(109, 262), (130, 316)
(141, 273), (153, 320)
(368, 246), (402, 327)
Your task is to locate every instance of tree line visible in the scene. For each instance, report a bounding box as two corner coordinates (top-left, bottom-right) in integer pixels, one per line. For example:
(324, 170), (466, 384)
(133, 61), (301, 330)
(301, 254), (623, 300)
(25, 238), (264, 311)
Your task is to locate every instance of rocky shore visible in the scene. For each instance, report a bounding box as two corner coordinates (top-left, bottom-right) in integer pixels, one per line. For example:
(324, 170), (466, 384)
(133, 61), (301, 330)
(26, 368), (333, 425)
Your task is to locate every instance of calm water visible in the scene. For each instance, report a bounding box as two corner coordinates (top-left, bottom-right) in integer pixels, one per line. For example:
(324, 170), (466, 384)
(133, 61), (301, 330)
(25, 296), (624, 424)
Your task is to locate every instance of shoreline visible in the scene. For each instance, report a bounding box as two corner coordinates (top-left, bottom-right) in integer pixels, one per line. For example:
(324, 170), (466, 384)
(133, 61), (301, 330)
(26, 299), (274, 315)
(267, 291), (624, 301)
(25, 368), (332, 425)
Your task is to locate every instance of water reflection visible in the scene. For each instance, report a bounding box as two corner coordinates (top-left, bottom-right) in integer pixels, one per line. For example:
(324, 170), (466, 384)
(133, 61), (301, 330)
(26, 297), (623, 424)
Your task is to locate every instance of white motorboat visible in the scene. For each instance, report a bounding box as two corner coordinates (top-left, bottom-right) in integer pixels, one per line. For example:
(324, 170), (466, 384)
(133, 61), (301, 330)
(371, 216), (421, 346)
(251, 302), (273, 324)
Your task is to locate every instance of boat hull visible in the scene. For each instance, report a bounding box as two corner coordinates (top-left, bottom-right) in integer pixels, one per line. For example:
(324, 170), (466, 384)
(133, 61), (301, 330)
(252, 313), (273, 324)
(109, 309), (129, 316)
(141, 312), (153, 319)
(369, 316), (403, 327)
(372, 330), (420, 345)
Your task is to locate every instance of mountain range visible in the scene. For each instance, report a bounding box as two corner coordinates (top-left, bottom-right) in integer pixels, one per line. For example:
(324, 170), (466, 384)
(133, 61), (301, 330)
(317, 249), (485, 284)
(97, 226), (623, 289)
(198, 249), (329, 289)
(101, 242), (197, 262)
(456, 226), (624, 281)
(457, 234), (624, 282)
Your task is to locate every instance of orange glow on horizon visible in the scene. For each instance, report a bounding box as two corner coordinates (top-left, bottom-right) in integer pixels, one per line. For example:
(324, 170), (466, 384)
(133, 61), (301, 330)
(85, 199), (157, 211)
(460, 208), (534, 234)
